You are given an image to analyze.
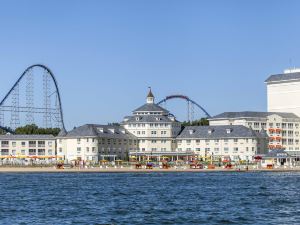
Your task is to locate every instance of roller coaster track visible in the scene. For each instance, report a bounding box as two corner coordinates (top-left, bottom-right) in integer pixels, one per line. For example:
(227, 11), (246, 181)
(157, 95), (211, 119)
(0, 64), (65, 130)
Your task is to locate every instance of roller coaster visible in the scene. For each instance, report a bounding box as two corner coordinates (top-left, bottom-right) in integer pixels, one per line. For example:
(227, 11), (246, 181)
(0, 64), (65, 130)
(157, 95), (211, 122)
(0, 64), (210, 131)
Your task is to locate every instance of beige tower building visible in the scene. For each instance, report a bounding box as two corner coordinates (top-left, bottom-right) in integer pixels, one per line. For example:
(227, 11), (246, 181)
(266, 68), (300, 117)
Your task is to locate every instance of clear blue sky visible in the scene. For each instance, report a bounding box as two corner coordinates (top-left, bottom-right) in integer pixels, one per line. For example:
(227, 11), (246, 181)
(0, 0), (300, 129)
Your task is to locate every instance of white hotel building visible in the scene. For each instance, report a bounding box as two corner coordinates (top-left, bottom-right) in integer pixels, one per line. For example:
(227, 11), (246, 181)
(177, 125), (268, 161)
(121, 89), (190, 161)
(209, 112), (300, 155)
(266, 68), (300, 117)
(0, 135), (56, 159)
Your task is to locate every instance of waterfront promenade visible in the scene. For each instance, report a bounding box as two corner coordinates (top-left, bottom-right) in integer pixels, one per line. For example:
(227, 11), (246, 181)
(1, 166), (300, 173)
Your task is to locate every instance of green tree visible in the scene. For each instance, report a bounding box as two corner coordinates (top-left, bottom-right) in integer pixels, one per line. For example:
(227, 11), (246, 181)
(181, 118), (209, 127)
(15, 124), (61, 136)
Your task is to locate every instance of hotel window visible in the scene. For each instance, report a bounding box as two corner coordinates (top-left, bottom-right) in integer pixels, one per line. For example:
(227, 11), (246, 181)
(48, 141), (52, 147)
(92, 138), (95, 142)
(77, 147), (81, 153)
(288, 139), (294, 145)
(205, 148), (210, 153)
(178, 148), (182, 151)
(161, 148), (167, 151)
(214, 148), (219, 153)
(234, 139), (238, 143)
(151, 148), (157, 151)
(77, 138), (81, 144)
(205, 140), (210, 144)
(186, 148), (191, 151)
(12, 142), (16, 147)
(1, 149), (9, 156)
(59, 148), (63, 153)
(248, 122), (252, 127)
(92, 147), (96, 153)
(282, 123), (287, 129)
(59, 139), (62, 144)
(29, 149), (36, 155)
(155, 124), (159, 127)
(282, 131), (287, 136)
(296, 124), (299, 129)
(137, 131), (140, 135)
(214, 139), (219, 143)
(288, 131), (293, 137)
(246, 147), (249, 152)
(254, 123), (259, 128)
(87, 138), (89, 142)
(151, 131), (157, 135)
(269, 123), (273, 127)
(196, 140), (200, 144)
(252, 147), (255, 152)
(161, 140), (167, 143)
(261, 123), (266, 128)
(224, 139), (228, 143)
(12, 150), (16, 155)
(150, 124), (154, 127)
(21, 142), (26, 147)
(233, 147), (238, 153)
(276, 123), (280, 128)
(161, 131), (167, 135)
(86, 147), (89, 152)
(196, 148), (200, 151)
(151, 140), (157, 143)
(186, 140), (191, 144)
(177, 140), (182, 144)
(1, 141), (9, 147)
(38, 141), (45, 147)
(288, 123), (293, 129)
(21, 150), (25, 155)
(48, 150), (53, 155)
(142, 131), (145, 135)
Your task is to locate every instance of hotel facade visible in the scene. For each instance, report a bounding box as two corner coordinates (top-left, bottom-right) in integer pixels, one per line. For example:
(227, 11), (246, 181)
(0, 89), (270, 163)
(0, 135), (56, 160)
(209, 112), (300, 155)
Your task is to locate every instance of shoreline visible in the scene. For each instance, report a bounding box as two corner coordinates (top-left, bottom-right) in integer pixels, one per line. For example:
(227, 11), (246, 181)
(0, 167), (300, 173)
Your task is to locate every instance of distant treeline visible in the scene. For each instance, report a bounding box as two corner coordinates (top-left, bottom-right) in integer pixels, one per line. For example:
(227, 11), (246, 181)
(181, 118), (209, 127)
(14, 124), (61, 136)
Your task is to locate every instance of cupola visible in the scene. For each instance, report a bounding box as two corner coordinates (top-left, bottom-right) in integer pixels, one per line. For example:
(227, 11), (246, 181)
(146, 87), (154, 104)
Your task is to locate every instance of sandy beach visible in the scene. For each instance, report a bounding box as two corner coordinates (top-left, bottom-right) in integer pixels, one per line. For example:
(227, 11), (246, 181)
(0, 167), (300, 173)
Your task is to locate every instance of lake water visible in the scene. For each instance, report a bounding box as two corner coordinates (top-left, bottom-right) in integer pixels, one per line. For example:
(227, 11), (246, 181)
(0, 172), (300, 224)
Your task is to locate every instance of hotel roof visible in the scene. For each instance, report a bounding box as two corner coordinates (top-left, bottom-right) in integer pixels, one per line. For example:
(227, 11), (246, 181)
(63, 124), (136, 139)
(177, 125), (267, 139)
(133, 103), (169, 113)
(0, 134), (55, 140)
(265, 72), (300, 83)
(123, 115), (177, 123)
(210, 111), (299, 120)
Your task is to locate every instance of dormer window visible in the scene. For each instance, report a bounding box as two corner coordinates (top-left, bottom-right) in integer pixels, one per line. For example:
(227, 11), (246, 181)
(189, 129), (195, 135)
(155, 117), (162, 121)
(226, 128), (232, 134)
(136, 117), (140, 121)
(208, 129), (214, 134)
(108, 128), (115, 133)
(97, 128), (104, 133)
